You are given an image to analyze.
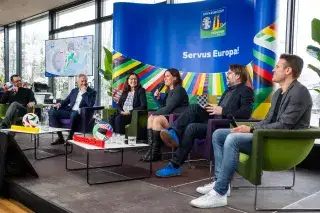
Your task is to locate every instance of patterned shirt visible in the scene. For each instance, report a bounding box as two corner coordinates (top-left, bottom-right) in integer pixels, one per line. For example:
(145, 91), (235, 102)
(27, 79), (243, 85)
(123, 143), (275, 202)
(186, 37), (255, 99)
(123, 91), (135, 112)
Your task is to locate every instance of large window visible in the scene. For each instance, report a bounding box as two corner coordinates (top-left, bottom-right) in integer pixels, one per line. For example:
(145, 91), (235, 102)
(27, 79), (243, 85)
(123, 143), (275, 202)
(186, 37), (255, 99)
(101, 21), (113, 106)
(56, 2), (95, 28)
(294, 0), (320, 126)
(21, 17), (49, 85)
(54, 2), (96, 99)
(54, 25), (95, 99)
(9, 26), (17, 78)
(276, 0), (288, 57)
(103, 0), (165, 16)
(0, 30), (4, 82)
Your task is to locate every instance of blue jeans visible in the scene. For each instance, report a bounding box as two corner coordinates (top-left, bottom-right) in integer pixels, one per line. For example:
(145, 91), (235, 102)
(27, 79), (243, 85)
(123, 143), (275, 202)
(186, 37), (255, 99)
(213, 129), (253, 195)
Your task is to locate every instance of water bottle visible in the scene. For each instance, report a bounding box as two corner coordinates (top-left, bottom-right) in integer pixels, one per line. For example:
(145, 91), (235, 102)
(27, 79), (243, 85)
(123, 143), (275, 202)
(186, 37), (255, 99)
(42, 107), (49, 131)
(93, 112), (101, 124)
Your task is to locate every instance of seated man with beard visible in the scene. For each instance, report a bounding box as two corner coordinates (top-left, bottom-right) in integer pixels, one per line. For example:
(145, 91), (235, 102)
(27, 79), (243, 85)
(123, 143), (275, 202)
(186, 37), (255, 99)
(156, 64), (254, 177)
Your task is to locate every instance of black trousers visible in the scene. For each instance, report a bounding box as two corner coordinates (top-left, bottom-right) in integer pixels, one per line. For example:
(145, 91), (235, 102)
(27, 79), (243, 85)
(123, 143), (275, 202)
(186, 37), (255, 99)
(170, 104), (213, 167)
(109, 114), (132, 134)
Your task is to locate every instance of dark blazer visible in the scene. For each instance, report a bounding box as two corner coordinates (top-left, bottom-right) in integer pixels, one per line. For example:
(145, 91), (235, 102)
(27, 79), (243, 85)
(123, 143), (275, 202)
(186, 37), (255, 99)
(60, 87), (97, 111)
(254, 80), (312, 130)
(153, 85), (189, 115)
(116, 87), (147, 113)
(218, 83), (254, 119)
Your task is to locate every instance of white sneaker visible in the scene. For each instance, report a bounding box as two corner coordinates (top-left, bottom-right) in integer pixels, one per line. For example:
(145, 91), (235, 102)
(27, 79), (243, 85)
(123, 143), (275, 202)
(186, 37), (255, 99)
(196, 181), (231, 196)
(190, 189), (227, 208)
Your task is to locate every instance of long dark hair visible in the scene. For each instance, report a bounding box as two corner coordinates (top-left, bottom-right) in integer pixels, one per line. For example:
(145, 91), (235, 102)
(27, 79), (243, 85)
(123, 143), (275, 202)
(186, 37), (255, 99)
(123, 73), (142, 93)
(165, 68), (182, 89)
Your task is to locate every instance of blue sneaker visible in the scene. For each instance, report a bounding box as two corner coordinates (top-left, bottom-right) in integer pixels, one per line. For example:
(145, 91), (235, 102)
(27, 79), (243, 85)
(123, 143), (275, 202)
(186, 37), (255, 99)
(160, 129), (180, 148)
(156, 163), (181, 177)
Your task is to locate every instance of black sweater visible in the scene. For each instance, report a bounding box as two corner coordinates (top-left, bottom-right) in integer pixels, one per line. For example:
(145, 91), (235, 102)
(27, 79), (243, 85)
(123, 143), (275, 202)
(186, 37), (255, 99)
(0, 88), (36, 107)
(153, 85), (189, 115)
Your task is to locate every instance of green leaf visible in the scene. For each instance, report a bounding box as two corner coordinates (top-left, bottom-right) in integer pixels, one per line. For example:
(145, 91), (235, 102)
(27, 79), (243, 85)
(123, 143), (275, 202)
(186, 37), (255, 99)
(312, 18), (320, 45)
(306, 45), (320, 61)
(308, 64), (320, 77)
(103, 47), (113, 74)
(311, 88), (320, 93)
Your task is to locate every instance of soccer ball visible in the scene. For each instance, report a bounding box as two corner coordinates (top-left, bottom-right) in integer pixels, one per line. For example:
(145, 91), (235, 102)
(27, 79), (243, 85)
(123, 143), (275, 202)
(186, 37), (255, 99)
(22, 113), (39, 127)
(92, 121), (113, 141)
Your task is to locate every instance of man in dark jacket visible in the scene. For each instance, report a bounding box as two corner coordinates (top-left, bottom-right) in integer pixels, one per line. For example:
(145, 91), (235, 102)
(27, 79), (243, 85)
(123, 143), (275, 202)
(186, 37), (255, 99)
(49, 74), (97, 145)
(156, 64), (254, 177)
(0, 75), (36, 129)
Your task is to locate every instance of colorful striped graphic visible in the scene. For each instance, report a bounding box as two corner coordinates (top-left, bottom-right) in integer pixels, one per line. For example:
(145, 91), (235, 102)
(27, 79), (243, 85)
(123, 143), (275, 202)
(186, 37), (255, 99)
(110, 50), (258, 110)
(251, 20), (277, 118)
(111, 51), (235, 96)
(109, 47), (275, 116)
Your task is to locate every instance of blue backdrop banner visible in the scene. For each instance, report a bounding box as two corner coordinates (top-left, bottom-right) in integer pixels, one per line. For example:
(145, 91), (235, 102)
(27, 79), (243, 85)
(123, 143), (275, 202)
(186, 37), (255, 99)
(113, 0), (254, 73)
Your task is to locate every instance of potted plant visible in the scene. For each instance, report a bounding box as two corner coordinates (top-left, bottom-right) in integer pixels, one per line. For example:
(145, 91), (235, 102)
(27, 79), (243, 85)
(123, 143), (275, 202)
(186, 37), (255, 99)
(98, 47), (113, 108)
(306, 18), (320, 125)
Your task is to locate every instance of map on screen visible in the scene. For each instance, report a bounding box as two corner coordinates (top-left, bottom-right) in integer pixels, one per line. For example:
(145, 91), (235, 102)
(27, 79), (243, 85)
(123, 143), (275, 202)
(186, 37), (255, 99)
(45, 35), (93, 77)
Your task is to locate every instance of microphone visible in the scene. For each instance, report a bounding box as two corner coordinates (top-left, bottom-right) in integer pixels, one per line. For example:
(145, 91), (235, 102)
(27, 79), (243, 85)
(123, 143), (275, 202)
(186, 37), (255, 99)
(227, 114), (238, 128)
(157, 82), (165, 92)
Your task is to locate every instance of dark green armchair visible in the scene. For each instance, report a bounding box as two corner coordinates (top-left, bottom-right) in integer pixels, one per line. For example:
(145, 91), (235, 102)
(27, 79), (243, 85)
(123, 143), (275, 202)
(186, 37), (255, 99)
(0, 103), (39, 122)
(102, 108), (117, 121)
(234, 126), (320, 211)
(102, 108), (149, 141)
(125, 110), (148, 141)
(0, 104), (8, 120)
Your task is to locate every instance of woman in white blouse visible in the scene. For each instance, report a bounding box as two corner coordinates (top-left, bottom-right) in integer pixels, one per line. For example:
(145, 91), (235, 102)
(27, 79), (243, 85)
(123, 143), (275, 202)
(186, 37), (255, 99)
(109, 73), (147, 134)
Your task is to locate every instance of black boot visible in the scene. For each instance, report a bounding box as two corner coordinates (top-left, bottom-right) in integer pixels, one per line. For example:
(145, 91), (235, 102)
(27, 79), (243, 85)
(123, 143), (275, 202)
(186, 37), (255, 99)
(143, 130), (162, 162)
(140, 129), (153, 161)
(51, 131), (65, 145)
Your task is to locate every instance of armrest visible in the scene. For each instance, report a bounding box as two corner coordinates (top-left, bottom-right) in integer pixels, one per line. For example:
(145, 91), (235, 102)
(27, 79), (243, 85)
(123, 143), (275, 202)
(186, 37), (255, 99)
(102, 108), (117, 121)
(0, 104), (8, 117)
(206, 119), (230, 144)
(80, 106), (105, 120)
(169, 113), (180, 124)
(254, 127), (320, 139)
(81, 106), (105, 112)
(126, 110), (148, 137)
(147, 109), (157, 117)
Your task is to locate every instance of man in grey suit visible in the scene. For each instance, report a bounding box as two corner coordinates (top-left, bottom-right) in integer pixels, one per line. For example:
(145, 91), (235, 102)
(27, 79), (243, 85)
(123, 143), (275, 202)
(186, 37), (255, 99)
(190, 54), (312, 209)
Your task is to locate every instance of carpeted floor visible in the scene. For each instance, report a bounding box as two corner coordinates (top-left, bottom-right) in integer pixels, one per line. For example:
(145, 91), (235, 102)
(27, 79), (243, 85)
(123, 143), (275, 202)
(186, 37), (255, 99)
(9, 133), (320, 213)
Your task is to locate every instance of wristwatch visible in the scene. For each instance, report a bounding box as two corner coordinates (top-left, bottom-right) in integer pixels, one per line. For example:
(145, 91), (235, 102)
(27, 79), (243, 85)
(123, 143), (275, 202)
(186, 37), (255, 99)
(250, 126), (255, 133)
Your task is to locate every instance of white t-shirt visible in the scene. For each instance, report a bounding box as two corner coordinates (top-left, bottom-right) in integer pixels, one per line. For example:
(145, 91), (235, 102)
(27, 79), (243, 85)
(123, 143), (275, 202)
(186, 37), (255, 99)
(72, 90), (86, 111)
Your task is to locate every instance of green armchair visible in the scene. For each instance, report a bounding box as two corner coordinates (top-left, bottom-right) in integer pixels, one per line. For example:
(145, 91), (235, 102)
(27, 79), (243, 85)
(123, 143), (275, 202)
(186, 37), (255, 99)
(102, 108), (117, 121)
(102, 108), (149, 141)
(0, 103), (38, 122)
(0, 104), (8, 120)
(234, 126), (320, 211)
(125, 110), (148, 141)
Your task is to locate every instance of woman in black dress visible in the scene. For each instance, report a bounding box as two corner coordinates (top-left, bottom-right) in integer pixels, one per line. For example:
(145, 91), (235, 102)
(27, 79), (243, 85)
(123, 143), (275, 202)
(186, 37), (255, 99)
(141, 68), (189, 162)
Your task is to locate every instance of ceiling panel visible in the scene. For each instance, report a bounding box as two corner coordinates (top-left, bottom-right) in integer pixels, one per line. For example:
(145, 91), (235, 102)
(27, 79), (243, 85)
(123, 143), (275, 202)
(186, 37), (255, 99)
(0, 0), (79, 25)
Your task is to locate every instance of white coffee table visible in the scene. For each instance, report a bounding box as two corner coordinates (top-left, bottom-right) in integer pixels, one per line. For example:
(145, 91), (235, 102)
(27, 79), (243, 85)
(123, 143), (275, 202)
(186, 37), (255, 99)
(1, 127), (72, 160)
(66, 140), (151, 185)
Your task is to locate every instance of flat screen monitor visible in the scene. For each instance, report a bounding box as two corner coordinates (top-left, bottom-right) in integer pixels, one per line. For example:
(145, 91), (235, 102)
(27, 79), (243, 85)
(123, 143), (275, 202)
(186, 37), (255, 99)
(45, 35), (93, 77)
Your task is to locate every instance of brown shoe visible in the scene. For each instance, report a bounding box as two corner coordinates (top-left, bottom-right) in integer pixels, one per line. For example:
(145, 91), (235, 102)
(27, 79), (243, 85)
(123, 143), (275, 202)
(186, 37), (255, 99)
(51, 137), (65, 145)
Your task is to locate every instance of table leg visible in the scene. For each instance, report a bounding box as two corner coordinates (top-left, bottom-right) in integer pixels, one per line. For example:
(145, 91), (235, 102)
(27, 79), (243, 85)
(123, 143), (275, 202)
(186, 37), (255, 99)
(35, 134), (72, 160)
(66, 148), (151, 185)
